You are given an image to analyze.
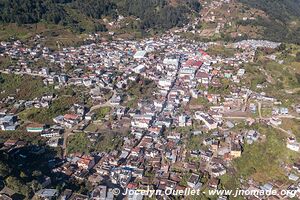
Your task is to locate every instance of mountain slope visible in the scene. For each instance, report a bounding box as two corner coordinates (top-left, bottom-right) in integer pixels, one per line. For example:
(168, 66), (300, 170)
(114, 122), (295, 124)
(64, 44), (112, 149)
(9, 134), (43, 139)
(0, 0), (201, 33)
(238, 0), (300, 43)
(239, 0), (300, 22)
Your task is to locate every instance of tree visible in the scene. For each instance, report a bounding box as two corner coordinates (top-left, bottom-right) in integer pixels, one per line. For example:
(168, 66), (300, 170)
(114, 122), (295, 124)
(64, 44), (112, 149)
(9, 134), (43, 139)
(276, 43), (286, 51)
(0, 75), (5, 84)
(0, 161), (10, 178)
(20, 171), (27, 179)
(295, 52), (300, 62)
(0, 0), (203, 33)
(5, 176), (23, 190)
(94, 24), (107, 32)
(32, 170), (42, 177)
(296, 73), (300, 84)
(5, 176), (32, 197)
(30, 180), (42, 192)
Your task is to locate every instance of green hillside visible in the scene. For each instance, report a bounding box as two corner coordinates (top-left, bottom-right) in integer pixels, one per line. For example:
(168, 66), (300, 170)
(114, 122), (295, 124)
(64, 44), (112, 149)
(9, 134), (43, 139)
(0, 0), (201, 34)
(239, 0), (300, 21)
(238, 0), (300, 43)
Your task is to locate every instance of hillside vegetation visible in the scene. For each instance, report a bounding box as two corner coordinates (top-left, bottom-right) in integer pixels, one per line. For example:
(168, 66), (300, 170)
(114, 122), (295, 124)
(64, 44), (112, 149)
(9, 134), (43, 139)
(0, 0), (201, 33)
(1, 0), (300, 43)
(238, 0), (300, 43)
(239, 0), (300, 22)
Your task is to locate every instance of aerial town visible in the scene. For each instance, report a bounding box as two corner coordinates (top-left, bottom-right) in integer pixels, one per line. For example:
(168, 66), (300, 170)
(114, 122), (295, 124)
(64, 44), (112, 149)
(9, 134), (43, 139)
(0, 31), (299, 200)
(0, 0), (300, 200)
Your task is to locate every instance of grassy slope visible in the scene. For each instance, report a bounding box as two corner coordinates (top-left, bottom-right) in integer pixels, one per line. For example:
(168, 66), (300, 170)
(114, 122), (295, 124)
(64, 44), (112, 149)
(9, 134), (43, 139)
(0, 23), (87, 50)
(19, 96), (77, 124)
(67, 131), (123, 154)
(241, 47), (300, 107)
(0, 73), (54, 100)
(220, 125), (299, 200)
(94, 107), (111, 120)
(238, 0), (300, 42)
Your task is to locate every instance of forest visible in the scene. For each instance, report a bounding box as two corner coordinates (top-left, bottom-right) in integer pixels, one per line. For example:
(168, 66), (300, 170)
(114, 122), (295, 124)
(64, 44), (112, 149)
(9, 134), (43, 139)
(0, 0), (201, 33)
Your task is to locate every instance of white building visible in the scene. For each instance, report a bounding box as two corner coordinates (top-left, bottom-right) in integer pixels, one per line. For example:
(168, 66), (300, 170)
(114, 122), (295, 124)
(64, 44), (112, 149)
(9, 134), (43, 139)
(179, 67), (196, 78)
(133, 50), (147, 59)
(163, 57), (179, 66)
(133, 64), (145, 74)
(270, 117), (282, 126)
(195, 111), (218, 130)
(287, 138), (300, 152)
(158, 78), (173, 88)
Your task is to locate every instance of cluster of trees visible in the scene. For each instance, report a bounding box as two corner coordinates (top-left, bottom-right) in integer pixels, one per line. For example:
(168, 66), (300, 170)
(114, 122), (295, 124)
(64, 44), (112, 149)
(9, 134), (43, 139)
(296, 52), (300, 62)
(237, 17), (300, 44)
(0, 0), (113, 33)
(94, 106), (111, 119)
(0, 0), (202, 33)
(71, 0), (117, 19)
(118, 0), (200, 29)
(0, 148), (57, 198)
(0, 0), (70, 24)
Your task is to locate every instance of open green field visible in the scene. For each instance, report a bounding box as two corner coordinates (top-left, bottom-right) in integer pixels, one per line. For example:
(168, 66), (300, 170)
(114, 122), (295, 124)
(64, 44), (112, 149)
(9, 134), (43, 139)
(93, 107), (112, 120)
(19, 96), (77, 124)
(0, 73), (54, 100)
(206, 45), (237, 57)
(67, 131), (123, 154)
(242, 47), (300, 106)
(0, 56), (13, 70)
(124, 78), (156, 108)
(217, 124), (299, 200)
(280, 119), (300, 140)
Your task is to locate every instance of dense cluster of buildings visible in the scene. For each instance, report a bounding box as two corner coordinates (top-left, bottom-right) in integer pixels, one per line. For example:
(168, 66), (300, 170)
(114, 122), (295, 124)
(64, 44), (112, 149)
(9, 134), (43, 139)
(0, 29), (299, 200)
